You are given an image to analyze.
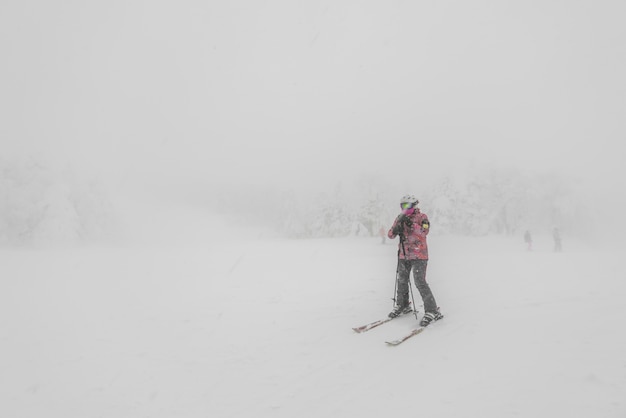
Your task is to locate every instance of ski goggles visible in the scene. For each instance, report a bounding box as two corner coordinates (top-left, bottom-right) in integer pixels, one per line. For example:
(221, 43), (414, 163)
(400, 202), (414, 210)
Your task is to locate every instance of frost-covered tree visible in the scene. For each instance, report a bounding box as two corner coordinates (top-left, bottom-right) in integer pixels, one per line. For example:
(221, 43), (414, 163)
(278, 190), (308, 238)
(222, 163), (585, 239)
(424, 164), (584, 236)
(0, 158), (116, 246)
(358, 194), (387, 236)
(309, 185), (354, 237)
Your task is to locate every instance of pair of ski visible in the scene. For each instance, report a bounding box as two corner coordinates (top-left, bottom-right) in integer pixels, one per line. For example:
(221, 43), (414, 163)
(352, 311), (427, 346)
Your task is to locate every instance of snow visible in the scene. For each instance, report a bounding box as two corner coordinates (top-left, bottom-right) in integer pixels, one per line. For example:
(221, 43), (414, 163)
(1, 205), (624, 418)
(3, 0), (626, 415)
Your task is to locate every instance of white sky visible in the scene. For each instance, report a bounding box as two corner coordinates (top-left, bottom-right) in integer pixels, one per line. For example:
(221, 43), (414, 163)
(1, 0), (625, 194)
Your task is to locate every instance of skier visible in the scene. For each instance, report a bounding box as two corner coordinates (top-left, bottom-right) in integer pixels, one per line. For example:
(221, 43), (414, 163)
(524, 230), (533, 251)
(553, 227), (562, 252)
(387, 195), (443, 327)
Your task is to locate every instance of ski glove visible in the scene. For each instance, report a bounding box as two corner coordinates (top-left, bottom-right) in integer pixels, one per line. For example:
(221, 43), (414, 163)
(393, 215), (412, 235)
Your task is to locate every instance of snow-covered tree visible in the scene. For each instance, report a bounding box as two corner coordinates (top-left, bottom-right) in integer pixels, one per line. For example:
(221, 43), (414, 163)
(357, 194), (387, 236)
(309, 185), (354, 237)
(424, 164), (584, 237)
(0, 158), (116, 246)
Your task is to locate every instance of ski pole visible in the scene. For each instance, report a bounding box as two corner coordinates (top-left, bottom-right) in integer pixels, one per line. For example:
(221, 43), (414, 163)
(407, 272), (419, 320)
(392, 254), (400, 306)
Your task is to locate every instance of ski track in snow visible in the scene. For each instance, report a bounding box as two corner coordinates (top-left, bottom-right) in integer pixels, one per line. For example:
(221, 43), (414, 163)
(1, 231), (625, 418)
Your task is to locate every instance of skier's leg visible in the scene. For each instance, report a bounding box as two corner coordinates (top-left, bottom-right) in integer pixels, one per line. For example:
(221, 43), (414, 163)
(395, 259), (411, 307)
(389, 259), (412, 317)
(412, 259), (438, 313)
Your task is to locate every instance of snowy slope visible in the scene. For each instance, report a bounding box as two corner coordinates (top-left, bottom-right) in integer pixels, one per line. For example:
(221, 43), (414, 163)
(1, 211), (624, 418)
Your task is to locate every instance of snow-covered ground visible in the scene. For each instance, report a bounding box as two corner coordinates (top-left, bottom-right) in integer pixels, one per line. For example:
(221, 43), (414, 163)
(1, 206), (624, 418)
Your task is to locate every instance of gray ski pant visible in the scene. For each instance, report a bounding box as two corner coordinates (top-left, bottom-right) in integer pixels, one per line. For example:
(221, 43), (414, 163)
(395, 259), (438, 313)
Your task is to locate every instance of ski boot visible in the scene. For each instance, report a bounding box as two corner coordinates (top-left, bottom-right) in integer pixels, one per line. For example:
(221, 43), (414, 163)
(420, 309), (443, 327)
(388, 303), (413, 318)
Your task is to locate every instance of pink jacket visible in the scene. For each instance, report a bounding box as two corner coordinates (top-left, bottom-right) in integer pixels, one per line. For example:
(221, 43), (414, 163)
(388, 210), (430, 260)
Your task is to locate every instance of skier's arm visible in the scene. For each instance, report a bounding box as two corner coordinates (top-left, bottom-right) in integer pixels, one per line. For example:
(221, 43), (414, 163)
(388, 221), (398, 239)
(388, 215), (406, 239)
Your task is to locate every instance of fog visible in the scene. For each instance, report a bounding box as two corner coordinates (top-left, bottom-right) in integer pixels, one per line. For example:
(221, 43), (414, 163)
(2, 1), (625, 237)
(3, 4), (626, 416)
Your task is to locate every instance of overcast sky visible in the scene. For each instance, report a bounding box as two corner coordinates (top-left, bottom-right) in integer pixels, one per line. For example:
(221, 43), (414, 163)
(2, 0), (625, 196)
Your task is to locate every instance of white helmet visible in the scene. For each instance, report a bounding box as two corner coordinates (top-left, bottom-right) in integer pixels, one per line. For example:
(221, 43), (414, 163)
(400, 195), (419, 206)
(400, 195), (419, 210)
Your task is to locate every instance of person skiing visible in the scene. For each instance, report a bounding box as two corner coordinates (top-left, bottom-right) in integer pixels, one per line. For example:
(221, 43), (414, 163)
(553, 227), (562, 252)
(387, 195), (443, 327)
(524, 230), (533, 251)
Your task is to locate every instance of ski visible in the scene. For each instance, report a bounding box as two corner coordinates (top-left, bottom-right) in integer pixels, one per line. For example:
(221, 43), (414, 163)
(385, 327), (425, 346)
(352, 310), (415, 333)
(352, 317), (393, 333)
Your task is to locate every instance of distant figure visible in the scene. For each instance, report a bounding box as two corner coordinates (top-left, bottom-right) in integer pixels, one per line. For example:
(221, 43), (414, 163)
(553, 227), (562, 252)
(524, 230), (533, 251)
(379, 226), (386, 244)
